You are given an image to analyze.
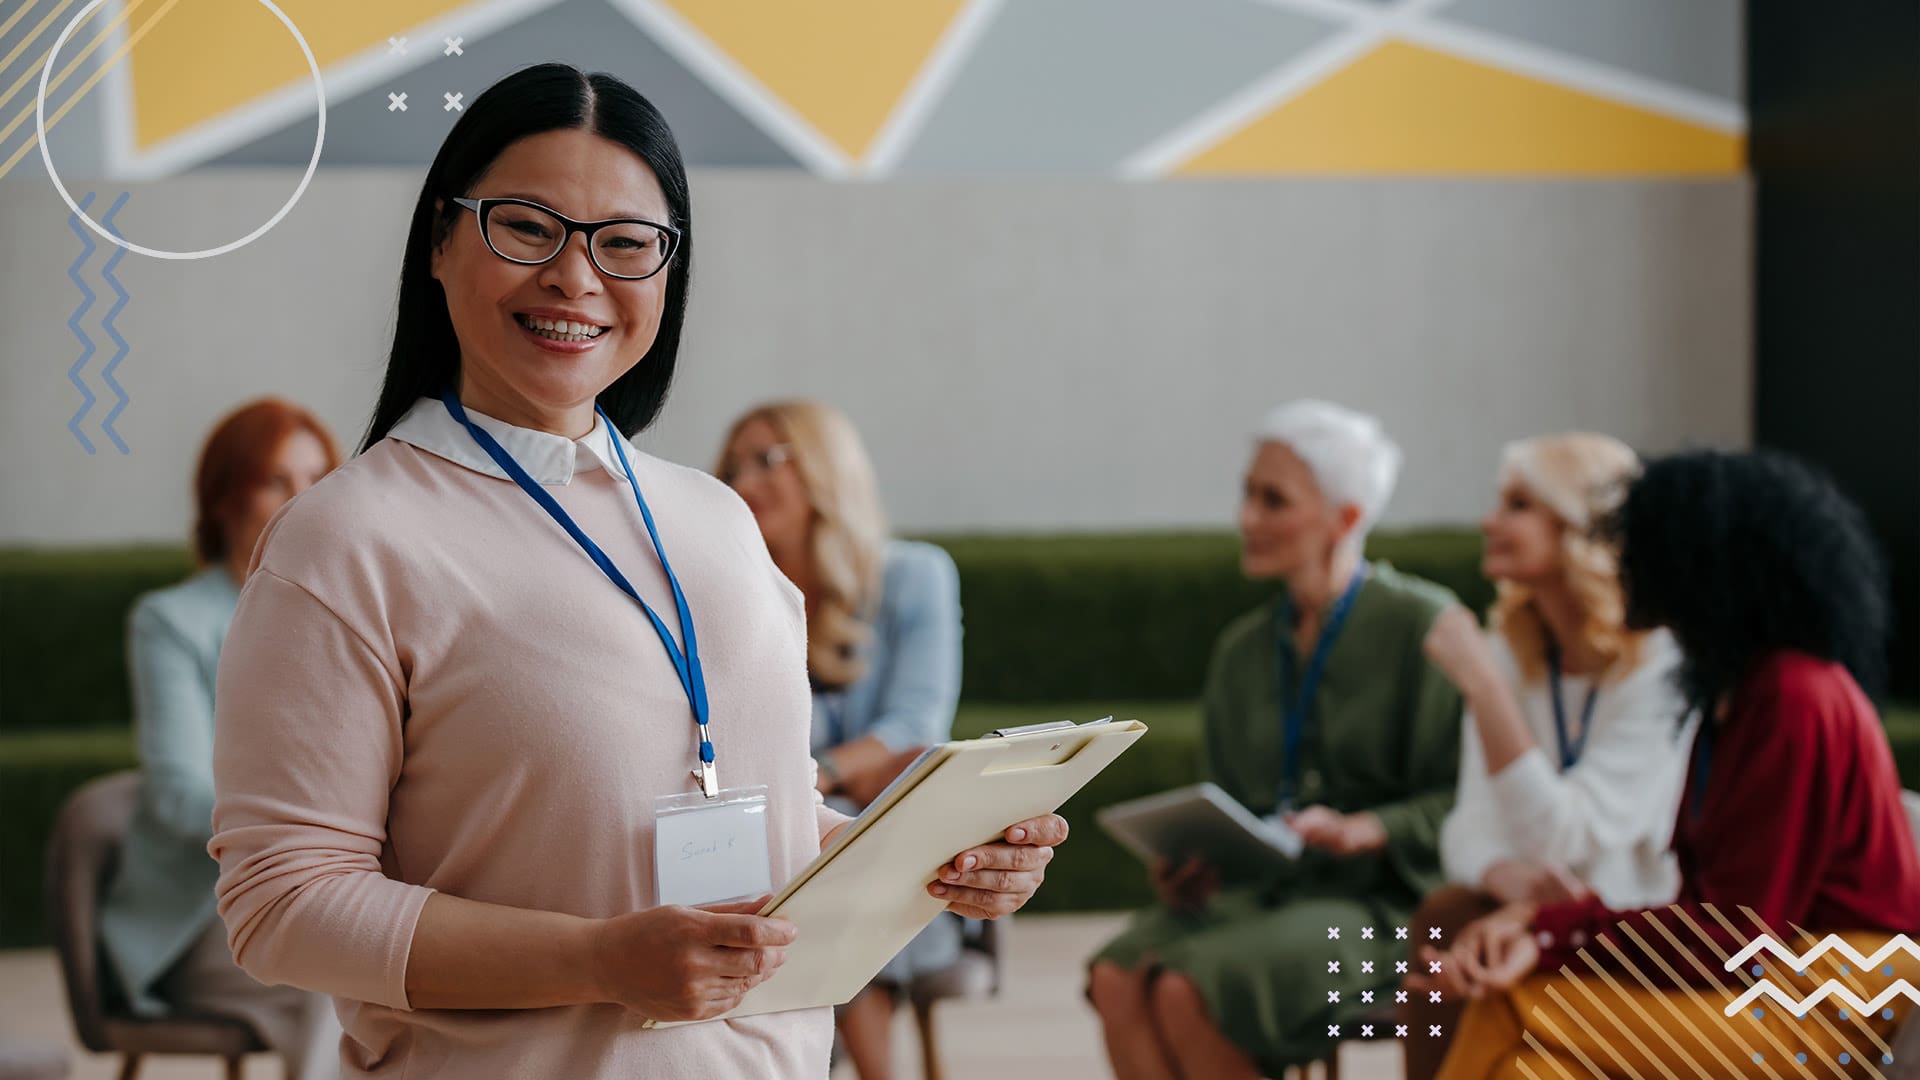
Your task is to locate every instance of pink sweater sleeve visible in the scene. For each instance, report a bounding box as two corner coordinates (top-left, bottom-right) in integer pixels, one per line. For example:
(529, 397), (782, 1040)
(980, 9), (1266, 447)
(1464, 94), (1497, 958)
(209, 569), (433, 1010)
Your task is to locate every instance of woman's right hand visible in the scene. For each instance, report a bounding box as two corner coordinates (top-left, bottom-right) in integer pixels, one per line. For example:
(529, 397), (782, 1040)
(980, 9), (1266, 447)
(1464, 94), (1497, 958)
(591, 897), (797, 1022)
(1482, 860), (1590, 906)
(1151, 856), (1219, 913)
(1422, 605), (1502, 695)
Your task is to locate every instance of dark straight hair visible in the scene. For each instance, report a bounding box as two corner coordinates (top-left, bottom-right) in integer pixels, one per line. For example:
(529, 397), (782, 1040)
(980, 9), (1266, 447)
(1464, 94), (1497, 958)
(360, 63), (693, 451)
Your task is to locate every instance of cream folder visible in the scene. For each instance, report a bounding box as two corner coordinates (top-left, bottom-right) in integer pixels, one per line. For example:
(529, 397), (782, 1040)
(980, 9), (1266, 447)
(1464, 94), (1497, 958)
(649, 717), (1148, 1026)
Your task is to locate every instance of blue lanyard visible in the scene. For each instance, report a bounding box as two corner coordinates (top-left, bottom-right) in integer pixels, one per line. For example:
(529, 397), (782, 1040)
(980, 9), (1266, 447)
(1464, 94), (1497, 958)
(439, 389), (718, 797)
(1688, 721), (1714, 821)
(1276, 565), (1368, 812)
(1545, 640), (1599, 770)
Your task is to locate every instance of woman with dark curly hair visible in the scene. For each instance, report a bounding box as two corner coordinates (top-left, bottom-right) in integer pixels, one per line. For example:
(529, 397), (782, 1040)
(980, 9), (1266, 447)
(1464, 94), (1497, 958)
(1429, 449), (1920, 1079)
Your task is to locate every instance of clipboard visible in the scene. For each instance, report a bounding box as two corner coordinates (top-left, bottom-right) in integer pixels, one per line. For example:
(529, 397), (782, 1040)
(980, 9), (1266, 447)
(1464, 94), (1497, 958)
(647, 715), (1147, 1026)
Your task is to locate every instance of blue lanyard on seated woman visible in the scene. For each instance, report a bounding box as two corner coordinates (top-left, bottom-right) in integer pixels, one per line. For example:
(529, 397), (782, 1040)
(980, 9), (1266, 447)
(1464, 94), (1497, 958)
(440, 387), (720, 797)
(1545, 638), (1600, 770)
(1276, 564), (1368, 813)
(1689, 718), (1714, 821)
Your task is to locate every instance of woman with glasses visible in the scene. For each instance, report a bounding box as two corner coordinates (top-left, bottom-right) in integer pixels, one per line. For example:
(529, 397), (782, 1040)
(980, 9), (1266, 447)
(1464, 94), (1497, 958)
(716, 401), (963, 1080)
(206, 64), (1065, 1079)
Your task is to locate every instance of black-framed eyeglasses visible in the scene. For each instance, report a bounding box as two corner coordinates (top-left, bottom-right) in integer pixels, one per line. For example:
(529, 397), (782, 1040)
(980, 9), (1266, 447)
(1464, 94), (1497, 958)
(452, 196), (681, 281)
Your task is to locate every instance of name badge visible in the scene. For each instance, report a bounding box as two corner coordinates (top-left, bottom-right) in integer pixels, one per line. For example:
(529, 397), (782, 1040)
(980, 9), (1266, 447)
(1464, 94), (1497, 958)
(653, 786), (773, 907)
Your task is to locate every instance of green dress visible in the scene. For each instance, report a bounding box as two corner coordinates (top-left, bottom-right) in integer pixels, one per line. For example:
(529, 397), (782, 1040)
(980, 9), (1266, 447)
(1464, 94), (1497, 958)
(1092, 562), (1463, 1072)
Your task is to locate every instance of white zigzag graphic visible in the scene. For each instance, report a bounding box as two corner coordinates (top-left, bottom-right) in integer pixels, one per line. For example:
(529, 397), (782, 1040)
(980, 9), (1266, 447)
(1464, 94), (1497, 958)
(1720, 933), (1920, 1017)
(1725, 978), (1920, 1019)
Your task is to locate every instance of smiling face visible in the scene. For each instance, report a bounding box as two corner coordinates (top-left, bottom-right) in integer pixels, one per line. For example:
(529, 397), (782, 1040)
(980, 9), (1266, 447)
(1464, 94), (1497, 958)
(1481, 476), (1565, 586)
(431, 127), (673, 434)
(1238, 441), (1354, 580)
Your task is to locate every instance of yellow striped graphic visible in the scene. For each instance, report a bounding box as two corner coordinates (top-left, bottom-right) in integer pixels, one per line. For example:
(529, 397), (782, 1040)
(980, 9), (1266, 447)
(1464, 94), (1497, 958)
(1528, 1006), (1605, 1068)
(1536, 983), (1643, 1076)
(0, 0), (180, 182)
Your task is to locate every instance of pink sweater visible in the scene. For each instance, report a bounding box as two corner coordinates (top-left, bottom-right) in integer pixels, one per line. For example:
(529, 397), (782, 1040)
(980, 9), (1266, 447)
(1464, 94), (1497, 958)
(209, 400), (843, 1077)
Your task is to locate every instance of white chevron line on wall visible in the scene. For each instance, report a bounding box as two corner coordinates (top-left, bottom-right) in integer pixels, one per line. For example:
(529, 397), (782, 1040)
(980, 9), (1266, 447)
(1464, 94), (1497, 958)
(603, 0), (854, 178)
(1121, 0), (1744, 179)
(1118, 0), (1454, 178)
(861, 0), (1005, 178)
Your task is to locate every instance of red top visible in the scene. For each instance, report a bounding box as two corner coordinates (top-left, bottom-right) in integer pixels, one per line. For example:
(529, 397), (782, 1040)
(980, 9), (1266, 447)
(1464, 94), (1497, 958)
(1532, 650), (1920, 981)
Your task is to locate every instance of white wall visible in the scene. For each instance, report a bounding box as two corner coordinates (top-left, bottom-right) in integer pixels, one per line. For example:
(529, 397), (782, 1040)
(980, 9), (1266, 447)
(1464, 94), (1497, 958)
(0, 172), (1751, 545)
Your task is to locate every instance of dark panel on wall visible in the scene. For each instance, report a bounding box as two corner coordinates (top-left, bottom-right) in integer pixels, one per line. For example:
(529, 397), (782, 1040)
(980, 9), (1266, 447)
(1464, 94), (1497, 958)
(1749, 0), (1920, 696)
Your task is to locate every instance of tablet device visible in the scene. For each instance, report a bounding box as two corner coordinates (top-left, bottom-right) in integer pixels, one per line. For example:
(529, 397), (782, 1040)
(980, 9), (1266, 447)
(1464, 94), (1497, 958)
(1096, 782), (1302, 883)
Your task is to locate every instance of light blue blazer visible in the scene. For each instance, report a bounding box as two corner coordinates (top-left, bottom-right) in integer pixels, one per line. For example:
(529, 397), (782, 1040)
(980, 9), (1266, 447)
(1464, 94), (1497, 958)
(811, 540), (963, 760)
(98, 567), (238, 1016)
(811, 540), (965, 983)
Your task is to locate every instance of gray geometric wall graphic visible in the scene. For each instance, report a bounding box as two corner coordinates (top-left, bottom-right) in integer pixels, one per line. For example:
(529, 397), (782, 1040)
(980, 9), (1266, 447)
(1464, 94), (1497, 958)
(1439, 0), (1742, 102)
(895, 0), (1337, 174)
(207, 0), (800, 169)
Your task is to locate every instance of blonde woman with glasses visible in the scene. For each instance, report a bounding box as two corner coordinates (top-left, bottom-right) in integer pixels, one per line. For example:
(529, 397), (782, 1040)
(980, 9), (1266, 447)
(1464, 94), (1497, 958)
(717, 401), (964, 1080)
(1399, 433), (1693, 1080)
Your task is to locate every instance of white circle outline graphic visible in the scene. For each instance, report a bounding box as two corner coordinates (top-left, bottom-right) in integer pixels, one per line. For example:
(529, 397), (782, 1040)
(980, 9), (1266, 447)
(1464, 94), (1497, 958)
(38, 0), (327, 261)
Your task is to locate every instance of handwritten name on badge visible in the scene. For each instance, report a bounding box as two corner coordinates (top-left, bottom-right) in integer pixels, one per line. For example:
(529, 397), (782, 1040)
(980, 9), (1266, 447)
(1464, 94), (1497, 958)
(656, 797), (771, 907)
(681, 834), (738, 860)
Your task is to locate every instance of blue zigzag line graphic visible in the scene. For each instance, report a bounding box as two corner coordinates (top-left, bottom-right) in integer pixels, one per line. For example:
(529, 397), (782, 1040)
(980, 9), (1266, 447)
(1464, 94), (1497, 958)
(66, 192), (99, 456)
(1720, 933), (1920, 1018)
(97, 192), (132, 455)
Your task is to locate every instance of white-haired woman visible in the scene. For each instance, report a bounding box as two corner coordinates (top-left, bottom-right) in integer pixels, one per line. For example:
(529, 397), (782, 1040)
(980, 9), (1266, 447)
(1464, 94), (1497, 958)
(1088, 400), (1464, 1080)
(716, 401), (962, 1080)
(1399, 433), (1692, 1080)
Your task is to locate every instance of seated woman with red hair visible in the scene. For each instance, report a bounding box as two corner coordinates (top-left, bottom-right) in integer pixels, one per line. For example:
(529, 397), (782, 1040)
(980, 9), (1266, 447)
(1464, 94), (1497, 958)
(98, 399), (343, 1080)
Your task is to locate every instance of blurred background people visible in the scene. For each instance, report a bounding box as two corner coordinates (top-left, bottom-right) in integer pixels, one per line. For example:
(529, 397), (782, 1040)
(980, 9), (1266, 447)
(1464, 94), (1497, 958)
(1400, 433), (1692, 1080)
(718, 400), (964, 1080)
(1431, 449), (1920, 1078)
(98, 398), (343, 1079)
(1086, 400), (1463, 1080)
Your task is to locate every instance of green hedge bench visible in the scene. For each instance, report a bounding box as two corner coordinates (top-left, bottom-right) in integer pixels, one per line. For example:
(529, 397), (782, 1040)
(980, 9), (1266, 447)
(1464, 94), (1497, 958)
(5, 534), (1917, 949)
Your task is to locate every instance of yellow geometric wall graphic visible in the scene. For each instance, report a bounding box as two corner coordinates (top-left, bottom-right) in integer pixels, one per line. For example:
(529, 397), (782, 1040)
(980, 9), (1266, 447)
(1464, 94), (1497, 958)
(1179, 40), (1745, 177)
(126, 0), (476, 149)
(657, 0), (967, 160)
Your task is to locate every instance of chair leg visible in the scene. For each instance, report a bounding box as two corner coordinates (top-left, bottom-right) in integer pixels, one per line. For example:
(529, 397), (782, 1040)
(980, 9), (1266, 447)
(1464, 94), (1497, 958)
(913, 997), (943, 1080)
(1325, 1049), (1341, 1080)
(117, 1054), (142, 1080)
(226, 1057), (245, 1080)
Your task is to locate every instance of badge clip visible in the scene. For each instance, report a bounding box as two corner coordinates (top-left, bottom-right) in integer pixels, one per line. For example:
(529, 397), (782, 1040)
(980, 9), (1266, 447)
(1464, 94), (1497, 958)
(693, 760), (719, 799)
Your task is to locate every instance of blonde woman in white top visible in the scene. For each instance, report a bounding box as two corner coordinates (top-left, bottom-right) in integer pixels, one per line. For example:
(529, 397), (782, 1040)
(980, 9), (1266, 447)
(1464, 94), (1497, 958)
(1398, 433), (1694, 1080)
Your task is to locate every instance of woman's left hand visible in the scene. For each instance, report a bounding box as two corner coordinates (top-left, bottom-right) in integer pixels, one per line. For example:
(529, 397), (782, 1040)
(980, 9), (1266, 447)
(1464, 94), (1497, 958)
(927, 814), (1069, 919)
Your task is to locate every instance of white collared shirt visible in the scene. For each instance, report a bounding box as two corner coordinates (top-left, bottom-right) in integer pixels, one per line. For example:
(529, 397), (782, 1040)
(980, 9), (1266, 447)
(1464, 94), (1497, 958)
(386, 396), (630, 484)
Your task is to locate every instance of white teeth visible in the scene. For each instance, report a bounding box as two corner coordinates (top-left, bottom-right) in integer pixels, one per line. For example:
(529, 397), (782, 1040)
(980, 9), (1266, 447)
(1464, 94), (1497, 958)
(520, 315), (608, 344)
(521, 315), (605, 340)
